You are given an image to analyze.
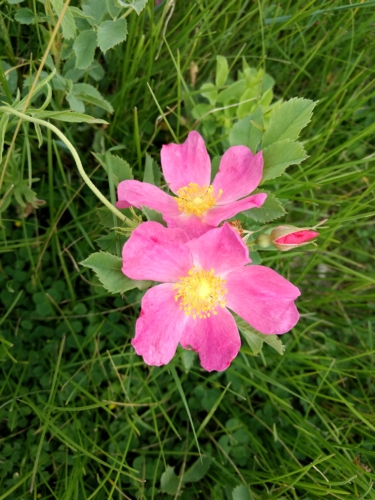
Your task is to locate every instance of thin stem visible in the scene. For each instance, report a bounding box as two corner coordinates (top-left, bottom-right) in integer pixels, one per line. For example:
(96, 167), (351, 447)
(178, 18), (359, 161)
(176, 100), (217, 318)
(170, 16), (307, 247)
(0, 107), (127, 221)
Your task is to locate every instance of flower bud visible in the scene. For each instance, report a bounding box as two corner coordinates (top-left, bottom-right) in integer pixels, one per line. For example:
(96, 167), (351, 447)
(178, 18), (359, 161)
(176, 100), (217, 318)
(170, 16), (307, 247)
(271, 225), (319, 251)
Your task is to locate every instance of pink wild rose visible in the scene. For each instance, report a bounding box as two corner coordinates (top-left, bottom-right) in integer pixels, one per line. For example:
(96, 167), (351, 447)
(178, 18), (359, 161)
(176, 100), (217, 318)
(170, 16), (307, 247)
(117, 131), (267, 238)
(271, 225), (319, 251)
(122, 221), (300, 371)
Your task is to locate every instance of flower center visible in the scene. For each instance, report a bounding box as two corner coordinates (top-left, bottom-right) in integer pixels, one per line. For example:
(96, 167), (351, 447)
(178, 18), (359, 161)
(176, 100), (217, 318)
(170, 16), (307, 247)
(174, 267), (227, 319)
(175, 183), (222, 218)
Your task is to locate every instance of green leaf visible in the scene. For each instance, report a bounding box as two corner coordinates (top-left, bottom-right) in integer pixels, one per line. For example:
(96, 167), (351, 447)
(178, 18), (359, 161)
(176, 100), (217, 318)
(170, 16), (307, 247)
(96, 207), (116, 228)
(160, 466), (180, 495)
(237, 318), (285, 356)
(200, 83), (217, 106)
(262, 97), (316, 147)
(116, 0), (147, 15)
(0, 113), (9, 164)
(50, 1), (77, 39)
(15, 8), (34, 24)
(73, 30), (97, 70)
(217, 80), (246, 104)
(82, 0), (108, 25)
(29, 109), (108, 124)
(7, 0), (26, 3)
(143, 153), (154, 184)
(183, 456), (212, 483)
(262, 140), (307, 182)
(71, 83), (114, 113)
(94, 152), (133, 185)
(232, 485), (253, 500)
(66, 94), (85, 113)
(107, 0), (122, 18)
(229, 107), (264, 154)
(236, 87), (258, 119)
(97, 18), (128, 52)
(80, 252), (151, 294)
(34, 123), (43, 148)
(216, 55), (229, 87)
(243, 191), (285, 223)
(141, 207), (166, 225)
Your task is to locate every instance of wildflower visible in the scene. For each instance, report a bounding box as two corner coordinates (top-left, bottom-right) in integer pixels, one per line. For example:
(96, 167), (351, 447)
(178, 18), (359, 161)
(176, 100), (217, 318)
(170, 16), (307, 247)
(122, 222), (300, 371)
(271, 225), (319, 251)
(117, 131), (267, 238)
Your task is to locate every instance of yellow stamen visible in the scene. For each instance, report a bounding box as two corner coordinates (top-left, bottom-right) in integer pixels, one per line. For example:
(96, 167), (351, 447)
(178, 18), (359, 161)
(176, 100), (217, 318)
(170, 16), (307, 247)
(175, 183), (222, 218)
(174, 267), (227, 319)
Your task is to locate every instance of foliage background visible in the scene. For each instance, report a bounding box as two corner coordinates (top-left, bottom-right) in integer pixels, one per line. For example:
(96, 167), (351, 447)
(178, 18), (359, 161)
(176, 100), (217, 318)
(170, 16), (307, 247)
(0, 0), (375, 498)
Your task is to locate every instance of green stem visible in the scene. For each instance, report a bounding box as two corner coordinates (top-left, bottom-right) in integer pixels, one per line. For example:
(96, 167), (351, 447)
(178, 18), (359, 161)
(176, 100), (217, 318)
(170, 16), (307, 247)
(0, 107), (127, 222)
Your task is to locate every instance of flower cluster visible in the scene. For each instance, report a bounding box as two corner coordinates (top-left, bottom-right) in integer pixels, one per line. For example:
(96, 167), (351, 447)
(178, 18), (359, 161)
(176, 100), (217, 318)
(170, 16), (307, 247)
(117, 132), (318, 371)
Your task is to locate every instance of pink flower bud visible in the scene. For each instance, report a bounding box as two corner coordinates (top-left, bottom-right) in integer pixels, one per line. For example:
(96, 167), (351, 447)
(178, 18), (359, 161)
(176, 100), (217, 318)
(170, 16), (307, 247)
(271, 225), (319, 251)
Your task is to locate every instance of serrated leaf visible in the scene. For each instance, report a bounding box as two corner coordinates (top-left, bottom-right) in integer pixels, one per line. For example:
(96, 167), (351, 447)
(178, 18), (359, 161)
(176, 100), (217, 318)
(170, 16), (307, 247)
(71, 83), (113, 113)
(232, 485), (252, 500)
(243, 191), (285, 223)
(66, 93), (85, 113)
(216, 55), (229, 87)
(116, 0), (147, 15)
(262, 97), (316, 147)
(96, 207), (115, 228)
(73, 30), (97, 70)
(29, 109), (108, 124)
(82, 0), (108, 25)
(97, 18), (127, 52)
(95, 232), (127, 253)
(80, 252), (151, 294)
(160, 466), (180, 495)
(237, 318), (285, 356)
(262, 140), (307, 182)
(15, 7), (34, 24)
(183, 456), (212, 483)
(0, 113), (9, 164)
(107, 0), (122, 18)
(229, 107), (264, 154)
(94, 152), (133, 185)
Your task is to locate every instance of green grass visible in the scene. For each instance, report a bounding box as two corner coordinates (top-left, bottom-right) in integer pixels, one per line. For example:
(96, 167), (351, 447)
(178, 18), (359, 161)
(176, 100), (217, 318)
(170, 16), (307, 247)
(1, 0), (375, 498)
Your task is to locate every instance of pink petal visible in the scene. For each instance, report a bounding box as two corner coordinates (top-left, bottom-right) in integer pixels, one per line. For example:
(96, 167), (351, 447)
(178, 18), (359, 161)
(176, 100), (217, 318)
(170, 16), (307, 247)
(163, 213), (215, 239)
(186, 223), (250, 276)
(132, 284), (188, 366)
(213, 149), (263, 204)
(160, 131), (211, 194)
(122, 222), (193, 282)
(180, 307), (240, 372)
(225, 266), (300, 335)
(204, 193), (267, 226)
(116, 180), (179, 217)
(275, 230), (319, 245)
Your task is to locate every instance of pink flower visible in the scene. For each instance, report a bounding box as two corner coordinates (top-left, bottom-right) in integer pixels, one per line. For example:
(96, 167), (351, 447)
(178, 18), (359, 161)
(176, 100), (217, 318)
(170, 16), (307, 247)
(271, 225), (319, 251)
(122, 221), (300, 371)
(117, 131), (267, 238)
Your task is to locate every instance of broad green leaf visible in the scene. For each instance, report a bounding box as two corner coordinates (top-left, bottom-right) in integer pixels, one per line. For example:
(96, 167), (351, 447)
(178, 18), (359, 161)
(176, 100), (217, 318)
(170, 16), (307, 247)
(29, 109), (108, 124)
(66, 94), (85, 113)
(232, 485), (253, 500)
(183, 456), (212, 483)
(262, 140), (307, 182)
(262, 97), (316, 147)
(236, 87), (258, 119)
(181, 350), (196, 372)
(160, 466), (180, 495)
(82, 0), (108, 25)
(7, 0), (26, 3)
(217, 80), (246, 104)
(200, 83), (217, 106)
(96, 207), (116, 228)
(97, 19), (128, 52)
(0, 113), (9, 164)
(229, 107), (264, 154)
(15, 8), (34, 24)
(237, 318), (285, 356)
(71, 83), (114, 113)
(89, 61), (105, 81)
(216, 55), (229, 87)
(94, 152), (133, 185)
(50, 1), (77, 39)
(116, 0), (147, 15)
(73, 30), (97, 70)
(141, 207), (166, 225)
(80, 252), (151, 294)
(243, 191), (285, 223)
(107, 0), (122, 18)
